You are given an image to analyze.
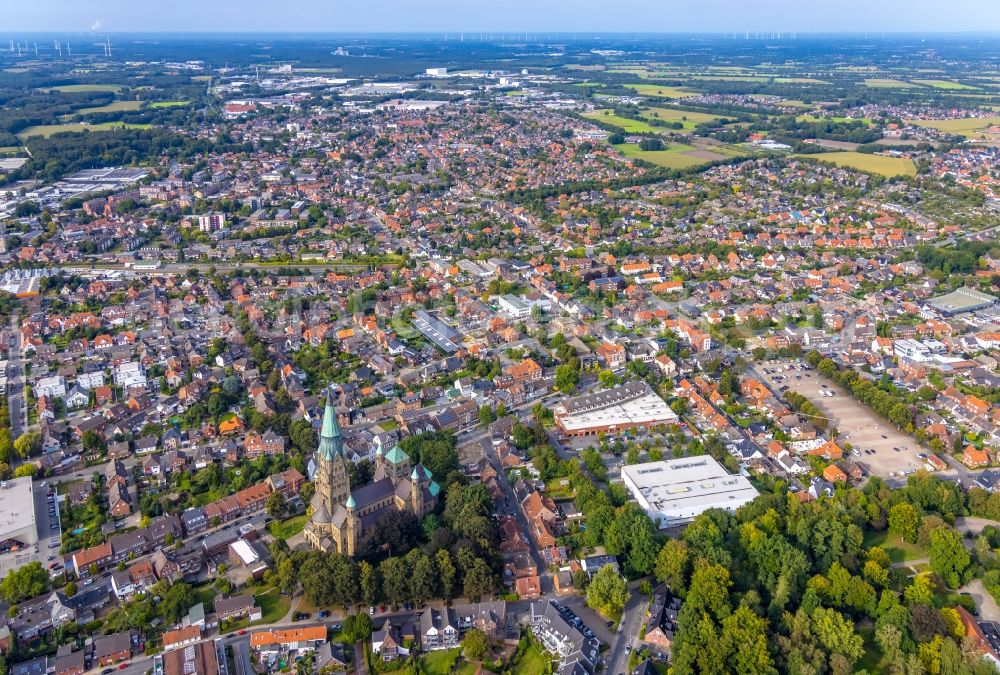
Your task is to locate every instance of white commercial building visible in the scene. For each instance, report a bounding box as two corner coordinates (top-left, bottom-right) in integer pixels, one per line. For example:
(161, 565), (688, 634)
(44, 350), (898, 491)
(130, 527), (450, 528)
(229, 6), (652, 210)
(0, 477), (38, 547)
(498, 294), (531, 319)
(622, 456), (759, 527)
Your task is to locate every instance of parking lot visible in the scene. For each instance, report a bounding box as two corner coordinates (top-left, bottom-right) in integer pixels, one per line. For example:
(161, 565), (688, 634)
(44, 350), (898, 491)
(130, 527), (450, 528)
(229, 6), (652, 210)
(753, 360), (923, 479)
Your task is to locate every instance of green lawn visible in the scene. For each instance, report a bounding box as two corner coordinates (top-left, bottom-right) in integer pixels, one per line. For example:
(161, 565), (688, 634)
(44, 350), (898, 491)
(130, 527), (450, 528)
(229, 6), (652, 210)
(420, 648), (461, 674)
(76, 100), (143, 114)
(192, 583), (218, 610)
(17, 122), (150, 139)
(863, 530), (925, 564)
(512, 643), (551, 675)
(268, 514), (308, 540)
(253, 588), (291, 625)
(150, 100), (191, 108)
(795, 151), (916, 178)
(45, 84), (124, 93)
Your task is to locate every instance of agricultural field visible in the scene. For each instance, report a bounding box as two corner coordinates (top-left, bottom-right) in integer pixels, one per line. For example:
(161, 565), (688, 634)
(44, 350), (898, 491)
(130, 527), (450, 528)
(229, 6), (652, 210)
(614, 142), (714, 169)
(622, 83), (694, 98)
(908, 116), (1000, 137)
(17, 122), (151, 139)
(149, 100), (191, 108)
(863, 78), (916, 88)
(44, 84), (124, 93)
(583, 110), (662, 134)
(910, 79), (979, 90)
(75, 100), (143, 114)
(797, 151), (917, 177)
(797, 114), (873, 125)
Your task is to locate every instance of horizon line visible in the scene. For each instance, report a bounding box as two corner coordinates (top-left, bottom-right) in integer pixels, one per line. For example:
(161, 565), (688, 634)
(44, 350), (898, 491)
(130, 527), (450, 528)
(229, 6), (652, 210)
(4, 29), (1000, 36)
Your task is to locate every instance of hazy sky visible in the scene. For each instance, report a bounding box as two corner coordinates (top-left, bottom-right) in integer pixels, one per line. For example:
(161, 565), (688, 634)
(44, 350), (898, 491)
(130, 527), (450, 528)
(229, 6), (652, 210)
(6, 0), (1000, 34)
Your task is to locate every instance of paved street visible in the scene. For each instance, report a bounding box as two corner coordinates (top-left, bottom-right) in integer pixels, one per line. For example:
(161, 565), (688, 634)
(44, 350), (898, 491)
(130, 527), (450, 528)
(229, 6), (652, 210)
(5, 318), (26, 440)
(606, 588), (647, 675)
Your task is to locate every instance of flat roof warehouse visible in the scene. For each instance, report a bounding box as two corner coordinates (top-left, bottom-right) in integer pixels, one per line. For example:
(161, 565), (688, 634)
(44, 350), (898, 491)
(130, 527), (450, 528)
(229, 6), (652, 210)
(622, 456), (759, 527)
(553, 381), (678, 436)
(0, 477), (37, 545)
(927, 287), (997, 316)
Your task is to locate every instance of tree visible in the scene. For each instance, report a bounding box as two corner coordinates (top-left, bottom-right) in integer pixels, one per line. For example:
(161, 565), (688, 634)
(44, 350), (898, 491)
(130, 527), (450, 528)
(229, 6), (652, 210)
(81, 430), (106, 455)
(0, 562), (49, 604)
(436, 549), (456, 600)
(359, 560), (379, 606)
(810, 607), (864, 664)
(598, 370), (618, 388)
(64, 581), (77, 597)
(12, 464), (36, 478)
(266, 491), (287, 519)
(888, 503), (920, 543)
(160, 583), (195, 624)
(586, 565), (629, 619)
(555, 364), (579, 393)
(904, 573), (936, 607)
(479, 405), (495, 425)
(462, 628), (489, 661)
(380, 557), (409, 607)
(13, 431), (40, 460)
(463, 559), (495, 601)
(719, 605), (775, 675)
(928, 526), (970, 588)
(655, 539), (690, 592)
(410, 553), (436, 606)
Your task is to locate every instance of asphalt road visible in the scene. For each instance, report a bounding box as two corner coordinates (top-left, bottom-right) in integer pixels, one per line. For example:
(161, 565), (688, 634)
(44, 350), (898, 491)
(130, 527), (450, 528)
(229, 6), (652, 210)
(605, 588), (646, 675)
(6, 320), (25, 439)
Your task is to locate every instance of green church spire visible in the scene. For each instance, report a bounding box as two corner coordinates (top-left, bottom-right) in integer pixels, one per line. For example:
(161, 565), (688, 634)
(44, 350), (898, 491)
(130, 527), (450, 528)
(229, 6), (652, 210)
(317, 392), (343, 460)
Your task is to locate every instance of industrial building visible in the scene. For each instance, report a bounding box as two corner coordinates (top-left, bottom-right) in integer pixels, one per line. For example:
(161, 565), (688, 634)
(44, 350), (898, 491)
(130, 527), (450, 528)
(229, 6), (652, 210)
(622, 456), (759, 527)
(927, 287), (997, 316)
(0, 477), (38, 549)
(553, 381), (678, 437)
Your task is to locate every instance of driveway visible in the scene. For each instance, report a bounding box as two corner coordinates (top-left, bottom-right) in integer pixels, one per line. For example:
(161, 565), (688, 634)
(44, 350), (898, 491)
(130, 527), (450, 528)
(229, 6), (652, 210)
(960, 579), (1000, 622)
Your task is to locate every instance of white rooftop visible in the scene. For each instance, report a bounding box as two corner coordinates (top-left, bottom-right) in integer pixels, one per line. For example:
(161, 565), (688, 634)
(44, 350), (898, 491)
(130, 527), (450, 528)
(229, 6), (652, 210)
(0, 477), (36, 539)
(556, 385), (677, 433)
(622, 456), (759, 524)
(230, 538), (259, 566)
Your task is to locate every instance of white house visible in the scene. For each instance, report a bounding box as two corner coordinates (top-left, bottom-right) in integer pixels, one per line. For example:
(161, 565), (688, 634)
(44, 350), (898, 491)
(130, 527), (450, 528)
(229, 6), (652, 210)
(35, 375), (67, 399)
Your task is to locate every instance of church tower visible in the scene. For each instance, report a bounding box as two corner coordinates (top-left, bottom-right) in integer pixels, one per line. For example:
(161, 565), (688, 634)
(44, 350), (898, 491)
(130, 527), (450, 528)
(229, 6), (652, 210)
(410, 467), (423, 517)
(314, 393), (351, 514)
(345, 495), (359, 557)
